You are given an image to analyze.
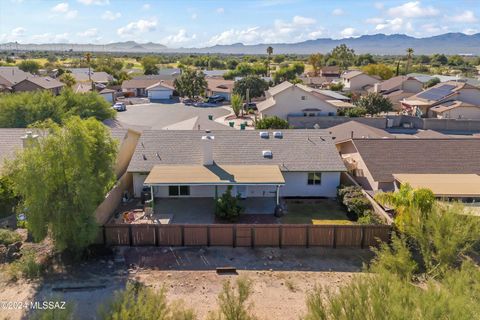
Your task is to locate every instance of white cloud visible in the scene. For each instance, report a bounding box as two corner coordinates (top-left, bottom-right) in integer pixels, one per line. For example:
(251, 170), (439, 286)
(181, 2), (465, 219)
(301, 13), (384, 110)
(366, 17), (384, 24)
(66, 10), (78, 19)
(374, 2), (384, 9)
(117, 19), (157, 37)
(77, 28), (98, 37)
(332, 8), (344, 16)
(308, 30), (323, 39)
(102, 10), (121, 20)
(374, 17), (414, 33)
(340, 27), (357, 38)
(216, 7), (224, 14)
(450, 11), (477, 23)
(387, 1), (439, 18)
(142, 3), (150, 10)
(31, 32), (69, 43)
(52, 2), (69, 13)
(191, 13), (197, 20)
(463, 28), (478, 35)
(12, 27), (26, 37)
(77, 0), (109, 5)
(162, 29), (197, 47)
(292, 15), (316, 25)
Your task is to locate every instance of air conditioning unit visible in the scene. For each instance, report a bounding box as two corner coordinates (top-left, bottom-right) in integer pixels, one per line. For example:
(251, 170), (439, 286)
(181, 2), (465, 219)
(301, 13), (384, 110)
(259, 131), (269, 138)
(262, 150), (272, 158)
(273, 131), (283, 138)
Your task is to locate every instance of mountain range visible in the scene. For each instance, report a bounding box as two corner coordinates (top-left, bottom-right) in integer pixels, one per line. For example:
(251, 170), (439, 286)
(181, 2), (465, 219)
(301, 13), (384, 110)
(1, 33), (480, 55)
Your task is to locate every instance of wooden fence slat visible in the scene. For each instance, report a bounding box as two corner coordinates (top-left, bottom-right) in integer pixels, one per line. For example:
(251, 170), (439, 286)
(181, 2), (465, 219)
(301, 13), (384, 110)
(253, 225), (280, 247)
(309, 226), (335, 247)
(184, 226), (208, 246)
(281, 225), (308, 246)
(157, 225), (183, 246)
(209, 225), (234, 246)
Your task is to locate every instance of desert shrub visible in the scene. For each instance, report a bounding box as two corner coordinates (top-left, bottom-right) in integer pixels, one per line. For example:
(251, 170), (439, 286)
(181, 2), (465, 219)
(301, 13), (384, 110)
(254, 116), (290, 129)
(215, 186), (243, 221)
(337, 186), (376, 223)
(99, 282), (195, 320)
(208, 277), (256, 320)
(8, 249), (44, 280)
(0, 228), (22, 246)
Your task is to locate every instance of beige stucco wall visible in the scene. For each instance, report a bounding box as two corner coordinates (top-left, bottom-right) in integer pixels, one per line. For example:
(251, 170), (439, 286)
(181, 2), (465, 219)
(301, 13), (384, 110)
(456, 88), (480, 105)
(343, 74), (378, 91)
(261, 87), (338, 120)
(434, 106), (480, 120)
(13, 81), (62, 95)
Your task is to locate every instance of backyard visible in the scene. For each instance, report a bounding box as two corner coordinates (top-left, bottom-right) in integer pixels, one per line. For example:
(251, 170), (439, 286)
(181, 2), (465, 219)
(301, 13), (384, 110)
(281, 199), (352, 225)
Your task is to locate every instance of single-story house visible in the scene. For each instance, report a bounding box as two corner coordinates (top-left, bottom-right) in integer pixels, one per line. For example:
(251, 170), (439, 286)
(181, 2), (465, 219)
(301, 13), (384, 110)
(319, 66), (340, 78)
(401, 81), (480, 118)
(368, 76), (423, 111)
(0, 66), (29, 89)
(122, 77), (174, 97)
(12, 76), (64, 95)
(99, 88), (116, 103)
(206, 78), (235, 101)
(341, 70), (379, 92)
(0, 129), (43, 173)
(146, 81), (175, 100)
(127, 130), (346, 214)
(257, 81), (354, 120)
(329, 121), (395, 143)
(69, 70), (114, 84)
(336, 138), (480, 192)
(203, 70), (229, 78)
(393, 173), (480, 201)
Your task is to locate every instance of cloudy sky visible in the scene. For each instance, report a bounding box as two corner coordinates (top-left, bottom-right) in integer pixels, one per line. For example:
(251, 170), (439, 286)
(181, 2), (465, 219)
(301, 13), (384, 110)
(0, 0), (479, 47)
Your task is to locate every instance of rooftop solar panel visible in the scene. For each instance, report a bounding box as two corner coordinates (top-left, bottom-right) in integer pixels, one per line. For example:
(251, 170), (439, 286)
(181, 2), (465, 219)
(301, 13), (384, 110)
(417, 84), (456, 101)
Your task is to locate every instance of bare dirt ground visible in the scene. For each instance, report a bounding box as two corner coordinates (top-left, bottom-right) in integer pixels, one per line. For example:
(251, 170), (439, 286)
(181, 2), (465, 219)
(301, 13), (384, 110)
(0, 247), (372, 320)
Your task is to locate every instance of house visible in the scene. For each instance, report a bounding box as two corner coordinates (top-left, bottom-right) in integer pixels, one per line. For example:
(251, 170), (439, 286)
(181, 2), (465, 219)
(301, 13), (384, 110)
(257, 81), (354, 120)
(368, 76), (423, 111)
(298, 75), (329, 89)
(408, 73), (480, 88)
(319, 66), (340, 78)
(203, 70), (229, 78)
(336, 138), (480, 192)
(12, 76), (64, 95)
(146, 81), (175, 100)
(393, 174), (480, 201)
(99, 88), (116, 103)
(206, 78), (235, 101)
(122, 77), (174, 97)
(329, 121), (394, 143)
(69, 70), (114, 85)
(161, 116), (233, 131)
(401, 81), (480, 118)
(0, 129), (43, 172)
(127, 130), (346, 213)
(341, 70), (379, 92)
(0, 66), (29, 89)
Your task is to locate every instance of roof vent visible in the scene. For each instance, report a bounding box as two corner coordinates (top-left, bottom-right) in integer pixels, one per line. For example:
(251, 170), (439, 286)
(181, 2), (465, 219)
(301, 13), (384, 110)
(273, 131), (283, 138)
(259, 131), (269, 138)
(262, 150), (272, 158)
(142, 154), (147, 160)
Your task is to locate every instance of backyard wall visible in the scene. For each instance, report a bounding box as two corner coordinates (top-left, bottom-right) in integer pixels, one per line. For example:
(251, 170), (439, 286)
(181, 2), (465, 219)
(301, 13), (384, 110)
(281, 172), (340, 198)
(95, 172), (133, 225)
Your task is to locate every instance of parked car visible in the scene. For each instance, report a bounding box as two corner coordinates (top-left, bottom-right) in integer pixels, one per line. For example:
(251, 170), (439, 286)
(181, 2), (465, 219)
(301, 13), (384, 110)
(182, 98), (195, 106)
(207, 95), (226, 104)
(243, 102), (257, 110)
(112, 102), (127, 111)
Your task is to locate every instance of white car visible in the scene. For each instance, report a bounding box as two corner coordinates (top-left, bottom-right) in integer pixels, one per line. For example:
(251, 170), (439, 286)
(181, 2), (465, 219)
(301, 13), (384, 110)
(112, 102), (127, 111)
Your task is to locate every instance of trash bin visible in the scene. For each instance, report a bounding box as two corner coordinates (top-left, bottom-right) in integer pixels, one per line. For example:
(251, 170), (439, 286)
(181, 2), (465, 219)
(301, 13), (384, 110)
(240, 123), (246, 130)
(208, 115), (213, 120)
(229, 121), (235, 127)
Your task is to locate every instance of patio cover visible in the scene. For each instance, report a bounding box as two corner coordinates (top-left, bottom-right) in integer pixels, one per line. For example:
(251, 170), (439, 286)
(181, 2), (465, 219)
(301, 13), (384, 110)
(144, 164), (285, 186)
(393, 174), (480, 197)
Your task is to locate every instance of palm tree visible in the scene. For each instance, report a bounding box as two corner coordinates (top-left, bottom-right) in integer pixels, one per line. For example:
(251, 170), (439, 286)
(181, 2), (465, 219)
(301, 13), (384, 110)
(406, 48), (414, 74)
(84, 52), (92, 88)
(266, 46), (273, 77)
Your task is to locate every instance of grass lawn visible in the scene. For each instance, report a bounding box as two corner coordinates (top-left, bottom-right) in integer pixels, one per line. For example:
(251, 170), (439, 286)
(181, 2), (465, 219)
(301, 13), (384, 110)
(281, 199), (352, 225)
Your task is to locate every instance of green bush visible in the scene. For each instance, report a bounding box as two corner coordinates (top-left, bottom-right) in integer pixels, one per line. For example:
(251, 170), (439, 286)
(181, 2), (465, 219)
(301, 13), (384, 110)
(254, 116), (290, 129)
(8, 249), (44, 280)
(215, 186), (243, 222)
(0, 228), (22, 246)
(99, 282), (195, 320)
(337, 186), (376, 223)
(208, 277), (256, 320)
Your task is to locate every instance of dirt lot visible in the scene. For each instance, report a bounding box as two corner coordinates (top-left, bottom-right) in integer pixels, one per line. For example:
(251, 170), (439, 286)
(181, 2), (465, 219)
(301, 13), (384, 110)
(0, 247), (372, 320)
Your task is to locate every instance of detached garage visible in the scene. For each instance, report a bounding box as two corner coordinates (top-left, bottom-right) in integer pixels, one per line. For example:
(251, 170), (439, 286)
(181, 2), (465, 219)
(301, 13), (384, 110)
(99, 88), (116, 103)
(146, 82), (174, 100)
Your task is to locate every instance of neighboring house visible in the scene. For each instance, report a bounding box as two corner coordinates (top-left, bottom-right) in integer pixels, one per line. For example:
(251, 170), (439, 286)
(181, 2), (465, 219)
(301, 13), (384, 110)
(257, 81), (354, 120)
(203, 70), (229, 78)
(408, 73), (480, 88)
(0, 66), (29, 89)
(393, 173), (480, 201)
(329, 121), (394, 143)
(70, 70), (114, 84)
(206, 78), (235, 101)
(341, 70), (379, 92)
(122, 77), (173, 97)
(401, 81), (480, 118)
(146, 81), (175, 100)
(299, 75), (329, 89)
(319, 66), (340, 78)
(336, 138), (480, 192)
(12, 76), (64, 95)
(99, 88), (116, 103)
(162, 116), (233, 131)
(0, 129), (42, 172)
(127, 130), (346, 213)
(368, 76), (423, 111)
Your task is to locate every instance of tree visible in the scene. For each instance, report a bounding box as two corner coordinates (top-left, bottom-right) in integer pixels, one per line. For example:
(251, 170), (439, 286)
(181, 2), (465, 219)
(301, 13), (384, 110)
(405, 48), (414, 74)
(355, 92), (393, 115)
(308, 53), (323, 76)
(230, 93), (243, 118)
(58, 73), (76, 88)
(266, 46), (273, 77)
(273, 54), (285, 64)
(174, 69), (207, 100)
(356, 53), (376, 66)
(329, 82), (344, 91)
(424, 77), (440, 88)
(84, 52), (92, 83)
(7, 117), (117, 254)
(141, 56), (160, 75)
(0, 175), (17, 219)
(362, 63), (394, 80)
(330, 44), (355, 71)
(254, 116), (290, 129)
(215, 186), (243, 221)
(233, 76), (269, 101)
(431, 53), (448, 66)
(18, 60), (41, 74)
(273, 63), (305, 84)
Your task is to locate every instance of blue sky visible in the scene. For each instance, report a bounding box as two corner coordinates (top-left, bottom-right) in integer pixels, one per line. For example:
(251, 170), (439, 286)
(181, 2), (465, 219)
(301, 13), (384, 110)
(1, 0), (479, 47)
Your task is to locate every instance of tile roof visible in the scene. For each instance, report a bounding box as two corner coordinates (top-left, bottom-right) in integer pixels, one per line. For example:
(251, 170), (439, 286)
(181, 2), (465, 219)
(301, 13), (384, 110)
(0, 67), (29, 86)
(0, 129), (44, 169)
(161, 116), (233, 131)
(267, 81), (294, 96)
(329, 121), (394, 142)
(341, 70), (363, 80)
(352, 138), (480, 182)
(207, 78), (234, 93)
(71, 71), (113, 83)
(128, 130), (346, 173)
(430, 100), (477, 113)
(18, 76), (64, 89)
(374, 76), (421, 93)
(122, 78), (165, 89)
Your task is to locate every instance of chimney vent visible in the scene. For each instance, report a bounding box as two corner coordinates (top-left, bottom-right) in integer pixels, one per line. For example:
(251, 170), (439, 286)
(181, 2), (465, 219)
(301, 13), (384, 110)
(262, 150), (272, 158)
(21, 131), (39, 149)
(273, 131), (283, 138)
(259, 131), (269, 138)
(201, 135), (215, 165)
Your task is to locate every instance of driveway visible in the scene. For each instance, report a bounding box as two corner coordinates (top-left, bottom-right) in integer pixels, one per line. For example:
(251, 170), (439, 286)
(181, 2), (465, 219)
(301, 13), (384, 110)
(115, 102), (232, 131)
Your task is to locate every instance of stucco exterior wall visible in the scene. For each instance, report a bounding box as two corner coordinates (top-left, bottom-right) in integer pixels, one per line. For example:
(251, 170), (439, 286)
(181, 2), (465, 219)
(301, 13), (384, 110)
(434, 106), (480, 120)
(343, 74), (378, 91)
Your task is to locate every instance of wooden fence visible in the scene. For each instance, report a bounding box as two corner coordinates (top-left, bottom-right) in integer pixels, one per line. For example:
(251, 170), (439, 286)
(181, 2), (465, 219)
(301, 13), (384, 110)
(99, 224), (391, 248)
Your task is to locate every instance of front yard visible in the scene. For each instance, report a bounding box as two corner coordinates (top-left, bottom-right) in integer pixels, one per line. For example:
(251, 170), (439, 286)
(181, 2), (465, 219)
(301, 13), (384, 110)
(281, 199), (353, 225)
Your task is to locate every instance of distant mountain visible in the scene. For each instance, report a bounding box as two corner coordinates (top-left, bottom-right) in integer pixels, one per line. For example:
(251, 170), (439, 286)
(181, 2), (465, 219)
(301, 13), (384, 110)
(2, 33), (479, 55)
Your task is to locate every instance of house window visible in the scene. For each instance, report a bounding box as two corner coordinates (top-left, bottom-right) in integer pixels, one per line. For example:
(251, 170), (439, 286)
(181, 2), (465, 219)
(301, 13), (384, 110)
(168, 185), (190, 196)
(307, 172), (322, 185)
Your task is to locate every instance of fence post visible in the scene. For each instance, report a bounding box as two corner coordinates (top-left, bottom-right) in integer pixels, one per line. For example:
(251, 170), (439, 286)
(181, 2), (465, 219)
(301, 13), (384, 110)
(181, 225), (185, 247)
(332, 226), (336, 248)
(360, 225), (365, 249)
(154, 225), (158, 247)
(233, 225), (237, 248)
(128, 225), (133, 246)
(306, 225), (309, 248)
(279, 225), (282, 248)
(207, 225), (211, 247)
(251, 227), (255, 248)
